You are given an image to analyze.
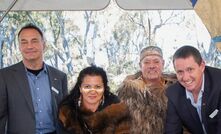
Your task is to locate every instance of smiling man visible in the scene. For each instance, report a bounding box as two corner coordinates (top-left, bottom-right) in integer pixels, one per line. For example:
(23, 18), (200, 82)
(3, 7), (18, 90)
(117, 46), (177, 133)
(165, 45), (221, 134)
(0, 23), (68, 134)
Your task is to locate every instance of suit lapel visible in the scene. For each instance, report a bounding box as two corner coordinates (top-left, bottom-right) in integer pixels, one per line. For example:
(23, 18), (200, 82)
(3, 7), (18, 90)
(14, 62), (35, 116)
(180, 87), (202, 129)
(201, 72), (211, 132)
(184, 98), (201, 123)
(47, 66), (59, 116)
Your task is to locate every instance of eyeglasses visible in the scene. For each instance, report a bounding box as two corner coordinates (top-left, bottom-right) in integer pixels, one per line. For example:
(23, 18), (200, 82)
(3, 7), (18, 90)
(81, 84), (104, 92)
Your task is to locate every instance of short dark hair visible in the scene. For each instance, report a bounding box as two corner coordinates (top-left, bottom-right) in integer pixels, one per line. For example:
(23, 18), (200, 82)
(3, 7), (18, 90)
(173, 45), (203, 65)
(18, 23), (44, 39)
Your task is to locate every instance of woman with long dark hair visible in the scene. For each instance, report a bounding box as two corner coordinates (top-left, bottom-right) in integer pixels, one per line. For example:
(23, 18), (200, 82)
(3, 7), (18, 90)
(58, 65), (130, 134)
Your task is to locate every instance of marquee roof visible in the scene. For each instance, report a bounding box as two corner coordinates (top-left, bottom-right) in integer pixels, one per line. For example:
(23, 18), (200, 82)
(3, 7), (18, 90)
(0, 0), (193, 11)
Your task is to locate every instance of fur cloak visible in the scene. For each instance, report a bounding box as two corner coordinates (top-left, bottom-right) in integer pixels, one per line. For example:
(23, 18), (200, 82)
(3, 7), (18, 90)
(59, 102), (131, 134)
(117, 72), (176, 134)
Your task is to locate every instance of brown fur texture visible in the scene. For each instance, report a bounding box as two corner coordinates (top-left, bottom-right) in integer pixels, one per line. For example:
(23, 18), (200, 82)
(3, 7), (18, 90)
(59, 102), (130, 134)
(117, 72), (176, 134)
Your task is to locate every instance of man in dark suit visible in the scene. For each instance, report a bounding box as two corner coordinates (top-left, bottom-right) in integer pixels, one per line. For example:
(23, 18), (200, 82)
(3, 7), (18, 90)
(165, 45), (221, 134)
(0, 24), (68, 134)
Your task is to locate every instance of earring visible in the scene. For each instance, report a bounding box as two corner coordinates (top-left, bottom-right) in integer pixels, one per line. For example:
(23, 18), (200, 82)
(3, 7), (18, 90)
(101, 96), (105, 106)
(78, 100), (81, 107)
(78, 96), (81, 107)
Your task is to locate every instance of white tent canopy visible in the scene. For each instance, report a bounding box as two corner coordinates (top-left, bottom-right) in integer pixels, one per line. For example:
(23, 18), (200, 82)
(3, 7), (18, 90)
(0, 0), (193, 11)
(116, 0), (192, 10)
(0, 0), (109, 11)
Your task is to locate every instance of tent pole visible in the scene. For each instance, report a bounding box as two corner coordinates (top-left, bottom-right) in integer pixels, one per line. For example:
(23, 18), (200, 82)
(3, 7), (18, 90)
(0, 0), (18, 23)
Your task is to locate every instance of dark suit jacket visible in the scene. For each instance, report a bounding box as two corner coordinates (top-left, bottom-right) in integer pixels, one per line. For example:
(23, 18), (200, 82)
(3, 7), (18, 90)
(0, 61), (68, 134)
(165, 66), (221, 134)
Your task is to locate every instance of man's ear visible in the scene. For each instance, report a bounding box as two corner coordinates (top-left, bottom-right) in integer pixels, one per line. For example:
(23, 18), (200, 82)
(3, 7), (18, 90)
(139, 61), (142, 68)
(43, 41), (46, 50)
(19, 44), (21, 51)
(200, 60), (206, 72)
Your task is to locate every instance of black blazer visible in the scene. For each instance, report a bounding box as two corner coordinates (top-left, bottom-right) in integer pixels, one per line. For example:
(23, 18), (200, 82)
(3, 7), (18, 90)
(0, 61), (68, 134)
(165, 66), (221, 134)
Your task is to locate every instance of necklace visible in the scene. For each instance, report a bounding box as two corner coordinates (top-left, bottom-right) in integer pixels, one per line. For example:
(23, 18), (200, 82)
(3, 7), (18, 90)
(83, 120), (93, 134)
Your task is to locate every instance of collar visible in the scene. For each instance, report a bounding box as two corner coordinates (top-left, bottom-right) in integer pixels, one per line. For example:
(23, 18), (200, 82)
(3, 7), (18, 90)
(25, 62), (48, 73)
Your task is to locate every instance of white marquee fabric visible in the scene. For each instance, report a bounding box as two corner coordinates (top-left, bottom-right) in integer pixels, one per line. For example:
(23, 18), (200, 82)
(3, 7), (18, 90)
(0, 0), (193, 11)
(116, 0), (193, 10)
(0, 0), (109, 11)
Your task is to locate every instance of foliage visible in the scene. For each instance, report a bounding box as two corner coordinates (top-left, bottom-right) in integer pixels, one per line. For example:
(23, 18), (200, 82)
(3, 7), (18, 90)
(0, 1), (219, 91)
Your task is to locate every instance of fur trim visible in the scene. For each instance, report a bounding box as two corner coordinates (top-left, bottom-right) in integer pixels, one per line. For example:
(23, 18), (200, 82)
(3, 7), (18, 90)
(59, 102), (130, 134)
(117, 73), (175, 134)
